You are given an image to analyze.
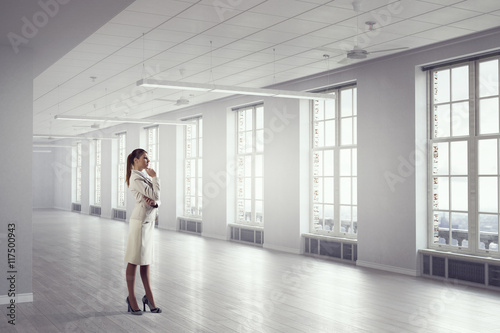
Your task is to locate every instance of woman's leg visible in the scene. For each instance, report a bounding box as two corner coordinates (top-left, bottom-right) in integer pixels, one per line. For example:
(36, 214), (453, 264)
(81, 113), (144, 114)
(140, 265), (157, 308)
(126, 263), (140, 310)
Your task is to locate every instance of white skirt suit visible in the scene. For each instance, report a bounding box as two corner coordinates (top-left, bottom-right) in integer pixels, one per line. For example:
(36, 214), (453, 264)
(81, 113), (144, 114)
(125, 170), (160, 265)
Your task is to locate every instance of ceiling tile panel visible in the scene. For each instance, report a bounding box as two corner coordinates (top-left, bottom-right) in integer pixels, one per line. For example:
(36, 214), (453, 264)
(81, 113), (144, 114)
(413, 6), (482, 25)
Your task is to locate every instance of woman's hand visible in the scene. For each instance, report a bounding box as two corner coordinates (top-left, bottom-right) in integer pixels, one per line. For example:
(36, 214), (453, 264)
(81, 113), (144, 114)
(145, 168), (156, 178)
(144, 196), (157, 207)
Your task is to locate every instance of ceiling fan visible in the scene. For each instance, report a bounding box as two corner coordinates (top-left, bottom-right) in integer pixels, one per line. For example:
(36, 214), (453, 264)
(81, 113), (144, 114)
(321, 1), (408, 64)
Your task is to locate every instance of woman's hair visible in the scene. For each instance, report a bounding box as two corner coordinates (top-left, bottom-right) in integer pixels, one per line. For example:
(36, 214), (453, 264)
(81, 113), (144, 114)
(126, 148), (147, 187)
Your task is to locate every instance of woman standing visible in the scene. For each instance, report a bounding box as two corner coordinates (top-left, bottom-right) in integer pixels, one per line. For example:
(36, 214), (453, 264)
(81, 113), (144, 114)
(124, 148), (162, 315)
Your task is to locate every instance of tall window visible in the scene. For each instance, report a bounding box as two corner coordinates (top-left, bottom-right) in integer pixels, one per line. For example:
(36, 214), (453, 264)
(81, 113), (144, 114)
(146, 126), (159, 175)
(236, 105), (264, 225)
(117, 132), (126, 208)
(75, 142), (82, 203)
(94, 139), (101, 206)
(184, 118), (203, 217)
(429, 56), (500, 256)
(311, 86), (357, 237)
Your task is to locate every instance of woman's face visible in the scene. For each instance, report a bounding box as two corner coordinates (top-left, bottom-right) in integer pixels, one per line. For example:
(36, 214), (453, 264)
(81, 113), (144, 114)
(134, 152), (149, 171)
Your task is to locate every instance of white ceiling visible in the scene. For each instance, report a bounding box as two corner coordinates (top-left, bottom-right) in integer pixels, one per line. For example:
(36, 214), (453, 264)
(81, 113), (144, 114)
(33, 0), (500, 137)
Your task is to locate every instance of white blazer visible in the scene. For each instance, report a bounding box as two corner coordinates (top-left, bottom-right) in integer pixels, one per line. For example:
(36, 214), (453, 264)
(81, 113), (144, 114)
(128, 170), (160, 222)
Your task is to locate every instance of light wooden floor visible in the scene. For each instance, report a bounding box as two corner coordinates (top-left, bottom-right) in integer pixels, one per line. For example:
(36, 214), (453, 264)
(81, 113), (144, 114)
(1, 209), (500, 333)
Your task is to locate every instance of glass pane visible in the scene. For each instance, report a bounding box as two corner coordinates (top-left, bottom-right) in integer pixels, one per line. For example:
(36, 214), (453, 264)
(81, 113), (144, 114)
(256, 107), (264, 129)
(255, 200), (263, 223)
(353, 117), (357, 145)
(450, 177), (468, 211)
(451, 66), (469, 101)
(245, 131), (253, 153)
(433, 142), (449, 175)
(450, 141), (467, 175)
(451, 102), (469, 136)
(255, 178), (263, 200)
(324, 177), (334, 204)
(437, 211), (450, 245)
(324, 205), (334, 231)
(479, 59), (499, 98)
(340, 149), (351, 176)
(245, 156), (251, 177)
(353, 88), (357, 116)
(340, 177), (351, 205)
(352, 149), (357, 176)
(352, 177), (357, 205)
(340, 205), (352, 228)
(256, 129), (264, 152)
(434, 177), (449, 210)
(479, 214), (498, 251)
(325, 98), (335, 119)
(479, 97), (499, 134)
(255, 155), (263, 177)
(316, 178), (323, 203)
(325, 120), (335, 146)
(341, 118), (353, 145)
(478, 139), (497, 175)
(434, 69), (450, 103)
(245, 109), (253, 131)
(244, 178), (251, 199)
(237, 177), (243, 198)
(323, 150), (334, 177)
(435, 104), (451, 138)
(191, 139), (197, 158)
(193, 177), (200, 197)
(198, 119), (203, 137)
(245, 200), (251, 222)
(341, 89), (353, 117)
(479, 176), (498, 213)
(451, 212), (468, 247)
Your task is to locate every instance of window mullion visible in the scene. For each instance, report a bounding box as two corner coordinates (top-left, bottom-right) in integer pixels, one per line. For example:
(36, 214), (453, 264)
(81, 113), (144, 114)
(469, 62), (478, 253)
(334, 94), (341, 234)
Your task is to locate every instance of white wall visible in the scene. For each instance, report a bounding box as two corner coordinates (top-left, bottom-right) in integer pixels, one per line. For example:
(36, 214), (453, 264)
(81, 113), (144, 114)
(0, 45), (33, 302)
(32, 152), (54, 209)
(39, 27), (500, 276)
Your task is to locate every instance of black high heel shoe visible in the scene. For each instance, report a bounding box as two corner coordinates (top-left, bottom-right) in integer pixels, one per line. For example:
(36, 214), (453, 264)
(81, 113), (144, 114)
(126, 296), (143, 315)
(142, 295), (162, 313)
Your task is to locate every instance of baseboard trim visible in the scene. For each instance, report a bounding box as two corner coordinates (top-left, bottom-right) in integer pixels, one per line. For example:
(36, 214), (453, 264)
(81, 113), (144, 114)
(201, 233), (227, 241)
(356, 260), (418, 276)
(0, 293), (33, 305)
(263, 243), (301, 255)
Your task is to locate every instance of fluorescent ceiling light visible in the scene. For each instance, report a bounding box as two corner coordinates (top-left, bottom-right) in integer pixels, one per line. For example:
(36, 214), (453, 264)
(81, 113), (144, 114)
(33, 134), (116, 140)
(137, 79), (335, 100)
(33, 144), (73, 148)
(54, 115), (192, 125)
(33, 150), (52, 153)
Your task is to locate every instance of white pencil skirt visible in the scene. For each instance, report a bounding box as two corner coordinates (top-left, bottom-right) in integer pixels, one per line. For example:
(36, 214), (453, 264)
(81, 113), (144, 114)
(124, 218), (154, 265)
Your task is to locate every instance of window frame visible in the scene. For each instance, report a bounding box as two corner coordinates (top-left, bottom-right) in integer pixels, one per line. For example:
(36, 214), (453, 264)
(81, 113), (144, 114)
(235, 104), (264, 226)
(146, 126), (159, 176)
(94, 139), (101, 206)
(428, 55), (500, 258)
(310, 85), (358, 238)
(184, 117), (203, 218)
(75, 142), (82, 203)
(117, 132), (127, 208)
